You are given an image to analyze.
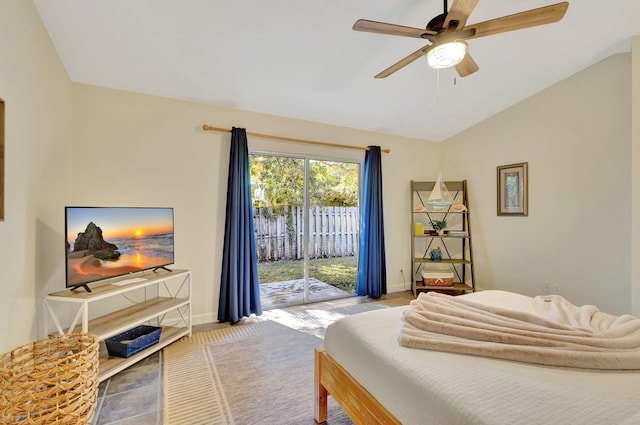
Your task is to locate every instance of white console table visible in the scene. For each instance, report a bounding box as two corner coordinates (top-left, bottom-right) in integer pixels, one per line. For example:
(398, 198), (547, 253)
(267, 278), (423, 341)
(43, 268), (191, 381)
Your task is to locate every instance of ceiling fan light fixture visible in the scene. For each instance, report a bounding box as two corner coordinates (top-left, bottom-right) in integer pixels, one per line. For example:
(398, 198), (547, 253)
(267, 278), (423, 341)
(426, 40), (468, 69)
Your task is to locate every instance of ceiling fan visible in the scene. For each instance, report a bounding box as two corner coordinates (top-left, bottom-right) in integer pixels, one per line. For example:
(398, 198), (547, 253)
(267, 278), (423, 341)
(353, 0), (569, 78)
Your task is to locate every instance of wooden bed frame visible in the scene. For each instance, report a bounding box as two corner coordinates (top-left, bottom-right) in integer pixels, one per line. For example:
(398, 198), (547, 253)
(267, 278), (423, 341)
(314, 347), (401, 425)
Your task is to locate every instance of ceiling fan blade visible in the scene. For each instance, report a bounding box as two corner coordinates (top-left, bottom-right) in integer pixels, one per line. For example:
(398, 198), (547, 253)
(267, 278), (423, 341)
(444, 0), (479, 29)
(375, 44), (432, 78)
(464, 2), (569, 39)
(353, 19), (436, 39)
(456, 53), (479, 77)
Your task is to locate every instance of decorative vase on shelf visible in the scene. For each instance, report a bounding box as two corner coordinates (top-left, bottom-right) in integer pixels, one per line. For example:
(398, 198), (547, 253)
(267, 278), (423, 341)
(429, 247), (442, 262)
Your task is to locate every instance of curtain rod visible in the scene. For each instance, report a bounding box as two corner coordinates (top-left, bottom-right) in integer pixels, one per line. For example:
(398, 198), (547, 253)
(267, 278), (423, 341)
(202, 125), (390, 154)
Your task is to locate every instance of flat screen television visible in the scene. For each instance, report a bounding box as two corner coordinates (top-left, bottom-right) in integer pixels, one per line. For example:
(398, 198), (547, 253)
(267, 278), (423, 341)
(65, 207), (175, 292)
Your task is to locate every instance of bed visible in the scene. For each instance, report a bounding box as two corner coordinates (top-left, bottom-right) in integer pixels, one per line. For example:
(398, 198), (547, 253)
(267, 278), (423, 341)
(314, 290), (640, 425)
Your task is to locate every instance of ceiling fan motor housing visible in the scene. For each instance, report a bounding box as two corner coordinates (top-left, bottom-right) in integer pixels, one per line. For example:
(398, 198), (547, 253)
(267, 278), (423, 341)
(426, 14), (447, 33)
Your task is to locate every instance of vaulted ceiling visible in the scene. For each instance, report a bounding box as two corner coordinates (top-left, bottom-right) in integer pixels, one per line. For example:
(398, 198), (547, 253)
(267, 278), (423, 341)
(34, 1), (640, 141)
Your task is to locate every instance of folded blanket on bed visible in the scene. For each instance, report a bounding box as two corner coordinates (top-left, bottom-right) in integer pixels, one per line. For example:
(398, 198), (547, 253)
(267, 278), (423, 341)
(399, 291), (640, 369)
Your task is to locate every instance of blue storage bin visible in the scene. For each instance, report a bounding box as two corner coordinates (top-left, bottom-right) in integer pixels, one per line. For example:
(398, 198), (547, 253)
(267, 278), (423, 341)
(105, 325), (162, 358)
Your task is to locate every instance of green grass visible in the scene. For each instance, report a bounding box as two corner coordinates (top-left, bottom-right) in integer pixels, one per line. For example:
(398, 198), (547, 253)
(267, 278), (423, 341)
(257, 256), (358, 293)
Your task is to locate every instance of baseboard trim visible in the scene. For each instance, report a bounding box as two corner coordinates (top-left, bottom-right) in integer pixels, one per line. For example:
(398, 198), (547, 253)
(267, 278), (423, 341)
(193, 312), (216, 326)
(387, 282), (410, 294)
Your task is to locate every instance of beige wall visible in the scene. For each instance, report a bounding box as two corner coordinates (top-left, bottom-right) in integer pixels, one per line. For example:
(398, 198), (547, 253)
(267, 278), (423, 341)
(0, 0), (441, 351)
(70, 84), (441, 325)
(442, 53), (632, 315)
(633, 36), (640, 317)
(0, 1), (73, 353)
(2, 1), (637, 353)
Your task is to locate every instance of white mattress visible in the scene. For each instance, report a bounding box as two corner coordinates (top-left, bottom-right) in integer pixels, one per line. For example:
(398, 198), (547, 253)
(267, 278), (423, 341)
(324, 291), (640, 425)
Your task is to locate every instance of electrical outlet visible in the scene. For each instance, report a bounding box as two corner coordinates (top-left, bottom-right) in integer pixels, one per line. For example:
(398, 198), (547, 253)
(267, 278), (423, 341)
(553, 284), (560, 295)
(542, 284), (551, 295)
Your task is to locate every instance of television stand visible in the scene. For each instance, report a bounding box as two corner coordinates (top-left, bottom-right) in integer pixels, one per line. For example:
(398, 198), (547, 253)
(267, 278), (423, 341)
(43, 268), (191, 382)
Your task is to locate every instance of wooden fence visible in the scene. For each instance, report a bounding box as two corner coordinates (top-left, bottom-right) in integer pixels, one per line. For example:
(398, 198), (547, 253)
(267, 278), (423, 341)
(253, 205), (359, 262)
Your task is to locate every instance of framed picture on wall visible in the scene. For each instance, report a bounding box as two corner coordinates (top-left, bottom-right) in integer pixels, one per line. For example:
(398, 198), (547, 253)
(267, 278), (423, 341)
(497, 162), (528, 216)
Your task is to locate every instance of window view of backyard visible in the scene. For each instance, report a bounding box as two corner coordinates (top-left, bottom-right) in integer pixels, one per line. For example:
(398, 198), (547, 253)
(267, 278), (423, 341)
(250, 154), (360, 308)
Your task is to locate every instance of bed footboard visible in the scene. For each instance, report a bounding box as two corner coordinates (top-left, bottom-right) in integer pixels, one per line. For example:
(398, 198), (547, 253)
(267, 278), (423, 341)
(314, 347), (401, 425)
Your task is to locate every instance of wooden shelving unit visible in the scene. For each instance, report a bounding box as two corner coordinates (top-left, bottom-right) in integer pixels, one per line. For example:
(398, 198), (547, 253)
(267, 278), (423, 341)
(411, 180), (475, 296)
(44, 268), (191, 381)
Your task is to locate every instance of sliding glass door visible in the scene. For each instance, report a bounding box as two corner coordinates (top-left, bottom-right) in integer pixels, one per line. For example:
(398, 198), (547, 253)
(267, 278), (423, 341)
(250, 153), (360, 308)
(307, 159), (360, 303)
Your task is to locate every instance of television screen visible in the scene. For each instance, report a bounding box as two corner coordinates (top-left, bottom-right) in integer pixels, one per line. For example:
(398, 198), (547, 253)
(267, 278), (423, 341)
(65, 207), (175, 290)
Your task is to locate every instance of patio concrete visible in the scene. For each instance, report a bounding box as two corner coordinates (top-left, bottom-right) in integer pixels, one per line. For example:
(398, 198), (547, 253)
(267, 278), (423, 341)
(260, 278), (352, 309)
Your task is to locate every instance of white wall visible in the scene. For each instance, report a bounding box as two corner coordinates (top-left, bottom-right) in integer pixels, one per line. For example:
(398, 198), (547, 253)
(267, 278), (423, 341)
(442, 54), (632, 315)
(0, 1), (72, 353)
(70, 84), (441, 325)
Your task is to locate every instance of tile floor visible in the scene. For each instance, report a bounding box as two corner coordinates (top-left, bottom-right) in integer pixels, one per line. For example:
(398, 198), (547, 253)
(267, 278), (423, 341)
(94, 352), (163, 425)
(93, 291), (413, 424)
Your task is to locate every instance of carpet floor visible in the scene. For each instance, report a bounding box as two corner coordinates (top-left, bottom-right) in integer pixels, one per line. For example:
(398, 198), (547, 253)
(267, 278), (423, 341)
(163, 296), (412, 425)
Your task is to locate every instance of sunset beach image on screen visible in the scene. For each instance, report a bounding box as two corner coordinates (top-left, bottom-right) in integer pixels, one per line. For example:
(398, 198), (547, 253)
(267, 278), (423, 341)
(65, 207), (174, 288)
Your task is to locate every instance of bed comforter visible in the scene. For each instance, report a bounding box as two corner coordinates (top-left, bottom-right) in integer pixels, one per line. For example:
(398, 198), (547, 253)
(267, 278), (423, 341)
(323, 290), (640, 425)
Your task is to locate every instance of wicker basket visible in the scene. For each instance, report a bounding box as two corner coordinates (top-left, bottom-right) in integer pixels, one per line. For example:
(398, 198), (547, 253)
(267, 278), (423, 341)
(422, 272), (454, 287)
(0, 333), (100, 424)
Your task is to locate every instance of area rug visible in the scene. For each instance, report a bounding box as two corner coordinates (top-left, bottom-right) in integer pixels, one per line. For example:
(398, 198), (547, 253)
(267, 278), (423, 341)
(163, 337), (235, 424)
(163, 296), (413, 424)
(163, 320), (353, 425)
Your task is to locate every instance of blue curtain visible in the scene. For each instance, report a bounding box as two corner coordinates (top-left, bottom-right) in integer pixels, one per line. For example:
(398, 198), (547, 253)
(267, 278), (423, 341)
(218, 127), (262, 323)
(356, 146), (387, 298)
